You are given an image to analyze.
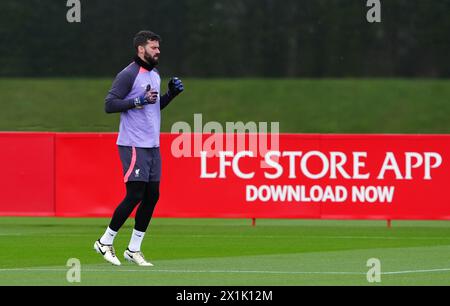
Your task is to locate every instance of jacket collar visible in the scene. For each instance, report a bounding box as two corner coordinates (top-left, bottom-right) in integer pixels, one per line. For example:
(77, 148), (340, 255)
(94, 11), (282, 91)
(134, 56), (155, 71)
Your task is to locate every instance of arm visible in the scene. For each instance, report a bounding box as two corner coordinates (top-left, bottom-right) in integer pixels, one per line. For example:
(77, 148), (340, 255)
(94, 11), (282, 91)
(105, 94), (136, 113)
(104, 70), (136, 114)
(160, 77), (184, 111)
(160, 92), (174, 110)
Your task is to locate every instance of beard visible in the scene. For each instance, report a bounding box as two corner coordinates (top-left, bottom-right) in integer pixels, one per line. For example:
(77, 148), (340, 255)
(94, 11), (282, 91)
(144, 50), (159, 66)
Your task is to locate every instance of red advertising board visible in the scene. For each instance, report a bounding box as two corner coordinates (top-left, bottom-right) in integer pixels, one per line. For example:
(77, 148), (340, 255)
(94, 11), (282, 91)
(0, 132), (449, 220)
(0, 133), (55, 216)
(159, 133), (450, 220)
(54, 133), (124, 217)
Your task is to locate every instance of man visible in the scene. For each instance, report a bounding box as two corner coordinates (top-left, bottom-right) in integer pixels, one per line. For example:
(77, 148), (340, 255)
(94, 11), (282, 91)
(94, 30), (184, 266)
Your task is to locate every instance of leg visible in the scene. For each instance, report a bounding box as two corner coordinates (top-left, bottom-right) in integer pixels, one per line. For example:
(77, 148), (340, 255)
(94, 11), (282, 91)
(108, 181), (147, 232)
(134, 181), (160, 232)
(124, 182), (159, 265)
(124, 148), (161, 265)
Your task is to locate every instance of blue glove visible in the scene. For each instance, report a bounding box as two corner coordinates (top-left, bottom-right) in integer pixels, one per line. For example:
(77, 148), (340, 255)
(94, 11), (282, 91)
(134, 96), (149, 108)
(168, 77), (184, 97)
(134, 85), (157, 108)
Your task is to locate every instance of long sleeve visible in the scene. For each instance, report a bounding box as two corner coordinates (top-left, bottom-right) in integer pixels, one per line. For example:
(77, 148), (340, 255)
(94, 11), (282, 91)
(105, 70), (136, 113)
(160, 92), (174, 110)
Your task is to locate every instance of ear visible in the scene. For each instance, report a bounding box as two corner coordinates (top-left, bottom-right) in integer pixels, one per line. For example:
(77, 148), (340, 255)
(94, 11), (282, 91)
(137, 45), (145, 54)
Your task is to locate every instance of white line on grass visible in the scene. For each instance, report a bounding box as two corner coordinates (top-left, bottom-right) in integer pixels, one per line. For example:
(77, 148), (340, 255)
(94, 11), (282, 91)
(1, 267), (449, 276)
(382, 268), (450, 275)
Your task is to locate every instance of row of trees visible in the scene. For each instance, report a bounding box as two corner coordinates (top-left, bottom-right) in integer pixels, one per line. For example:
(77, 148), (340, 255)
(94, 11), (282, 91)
(1, 0), (449, 77)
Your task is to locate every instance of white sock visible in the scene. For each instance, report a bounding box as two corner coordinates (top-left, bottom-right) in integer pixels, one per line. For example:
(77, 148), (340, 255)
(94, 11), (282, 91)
(99, 227), (118, 245)
(128, 229), (146, 252)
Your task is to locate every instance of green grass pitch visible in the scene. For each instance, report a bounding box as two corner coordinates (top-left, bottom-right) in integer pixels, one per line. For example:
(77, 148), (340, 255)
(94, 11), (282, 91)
(0, 217), (449, 286)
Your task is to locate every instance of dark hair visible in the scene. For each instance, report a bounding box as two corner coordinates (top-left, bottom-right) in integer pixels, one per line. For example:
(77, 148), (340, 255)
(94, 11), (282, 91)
(133, 30), (161, 51)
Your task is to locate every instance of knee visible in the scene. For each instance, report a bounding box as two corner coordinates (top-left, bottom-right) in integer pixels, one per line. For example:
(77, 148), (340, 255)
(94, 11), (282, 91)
(153, 190), (160, 203)
(152, 183), (160, 199)
(147, 182), (160, 204)
(145, 191), (159, 206)
(126, 185), (146, 204)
